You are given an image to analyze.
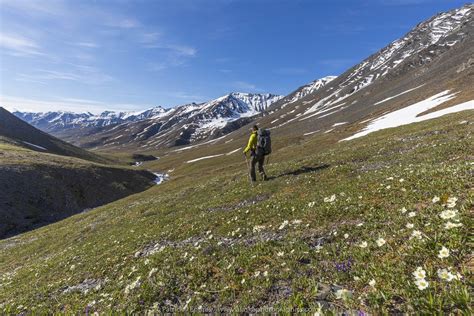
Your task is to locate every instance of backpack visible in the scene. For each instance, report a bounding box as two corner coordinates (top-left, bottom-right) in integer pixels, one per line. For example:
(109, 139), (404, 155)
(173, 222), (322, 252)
(257, 129), (272, 156)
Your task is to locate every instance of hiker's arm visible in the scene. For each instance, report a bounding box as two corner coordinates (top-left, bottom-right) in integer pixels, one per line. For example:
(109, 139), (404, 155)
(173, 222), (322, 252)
(243, 134), (256, 154)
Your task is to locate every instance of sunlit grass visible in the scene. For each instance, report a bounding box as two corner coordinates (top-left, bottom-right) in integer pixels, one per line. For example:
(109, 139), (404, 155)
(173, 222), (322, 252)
(0, 111), (472, 313)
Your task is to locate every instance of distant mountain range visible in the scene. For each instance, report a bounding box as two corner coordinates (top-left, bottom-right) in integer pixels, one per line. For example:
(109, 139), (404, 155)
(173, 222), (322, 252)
(14, 92), (286, 148)
(12, 4), (474, 151)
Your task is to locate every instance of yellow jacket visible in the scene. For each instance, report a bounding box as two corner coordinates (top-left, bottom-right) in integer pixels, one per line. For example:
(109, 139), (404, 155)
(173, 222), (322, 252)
(243, 131), (257, 154)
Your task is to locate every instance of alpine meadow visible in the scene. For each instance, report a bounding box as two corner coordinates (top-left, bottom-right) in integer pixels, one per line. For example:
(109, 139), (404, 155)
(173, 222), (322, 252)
(0, 1), (473, 314)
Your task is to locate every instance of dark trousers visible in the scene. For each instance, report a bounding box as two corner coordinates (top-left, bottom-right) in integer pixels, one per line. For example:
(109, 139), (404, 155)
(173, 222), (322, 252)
(250, 153), (266, 181)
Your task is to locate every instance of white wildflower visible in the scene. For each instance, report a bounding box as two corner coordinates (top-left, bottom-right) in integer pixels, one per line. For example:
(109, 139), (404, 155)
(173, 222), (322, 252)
(446, 197), (457, 208)
(254, 271), (261, 278)
(454, 272), (463, 280)
(411, 230), (423, 240)
(344, 233), (349, 239)
(334, 288), (351, 300)
(376, 238), (386, 247)
(359, 241), (368, 248)
(241, 279), (245, 284)
(400, 207), (407, 214)
(369, 279), (376, 287)
(399, 178), (405, 182)
(438, 246), (450, 259)
(406, 223), (414, 229)
(432, 196), (440, 203)
(277, 251), (284, 257)
(308, 201), (316, 208)
(439, 209), (458, 220)
(444, 221), (462, 229)
(412, 267), (426, 280)
(408, 211), (416, 218)
(292, 219), (302, 225)
(437, 268), (454, 282)
(353, 276), (360, 281)
(414, 278), (429, 290)
(253, 225), (265, 233)
(278, 220), (289, 230)
(263, 271), (268, 277)
(324, 194), (336, 203)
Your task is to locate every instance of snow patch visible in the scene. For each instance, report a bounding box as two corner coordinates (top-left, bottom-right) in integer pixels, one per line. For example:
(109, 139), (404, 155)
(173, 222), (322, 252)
(22, 141), (47, 151)
(226, 147), (242, 156)
(303, 130), (320, 136)
(343, 91), (473, 141)
(374, 84), (425, 105)
(153, 173), (169, 185)
(186, 154), (225, 163)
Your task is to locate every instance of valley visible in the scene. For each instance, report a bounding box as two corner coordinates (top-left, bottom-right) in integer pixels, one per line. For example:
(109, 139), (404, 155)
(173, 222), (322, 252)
(0, 3), (473, 314)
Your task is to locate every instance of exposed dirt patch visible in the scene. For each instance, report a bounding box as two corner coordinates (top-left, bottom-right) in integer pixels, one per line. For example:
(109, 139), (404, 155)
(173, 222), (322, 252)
(62, 278), (105, 294)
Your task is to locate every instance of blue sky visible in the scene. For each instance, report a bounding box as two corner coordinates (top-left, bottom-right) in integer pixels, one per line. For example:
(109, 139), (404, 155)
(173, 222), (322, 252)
(0, 0), (468, 113)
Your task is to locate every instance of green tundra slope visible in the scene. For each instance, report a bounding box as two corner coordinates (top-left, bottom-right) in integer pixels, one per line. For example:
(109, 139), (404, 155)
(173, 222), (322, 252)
(0, 107), (109, 164)
(0, 111), (472, 314)
(0, 108), (158, 238)
(0, 141), (157, 239)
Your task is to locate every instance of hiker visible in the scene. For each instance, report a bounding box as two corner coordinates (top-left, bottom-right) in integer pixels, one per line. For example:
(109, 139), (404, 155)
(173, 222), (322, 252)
(243, 125), (271, 182)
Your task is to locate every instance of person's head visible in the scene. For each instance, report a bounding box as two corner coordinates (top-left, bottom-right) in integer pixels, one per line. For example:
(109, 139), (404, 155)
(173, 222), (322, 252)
(252, 125), (259, 131)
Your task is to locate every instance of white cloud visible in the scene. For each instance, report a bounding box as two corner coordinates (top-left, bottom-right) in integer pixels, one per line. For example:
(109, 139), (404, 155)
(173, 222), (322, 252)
(0, 95), (149, 114)
(18, 65), (115, 85)
(0, 32), (43, 56)
(0, 0), (66, 16)
(1, 95), (107, 113)
(71, 41), (99, 48)
(139, 32), (162, 46)
(166, 44), (197, 57)
(104, 17), (140, 29)
(145, 44), (197, 71)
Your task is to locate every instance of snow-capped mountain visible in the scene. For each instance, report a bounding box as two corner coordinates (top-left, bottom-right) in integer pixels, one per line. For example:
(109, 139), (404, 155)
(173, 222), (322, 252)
(13, 106), (168, 133)
(12, 4), (474, 151)
(250, 4), (474, 135)
(14, 93), (283, 148)
(284, 76), (337, 105)
(297, 4), (473, 116)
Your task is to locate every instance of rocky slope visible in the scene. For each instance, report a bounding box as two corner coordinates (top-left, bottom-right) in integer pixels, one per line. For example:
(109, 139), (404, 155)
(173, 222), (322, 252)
(238, 4), (474, 142)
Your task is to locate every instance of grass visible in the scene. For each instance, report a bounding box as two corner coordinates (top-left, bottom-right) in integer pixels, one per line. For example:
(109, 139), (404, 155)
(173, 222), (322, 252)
(0, 111), (472, 314)
(0, 140), (157, 239)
